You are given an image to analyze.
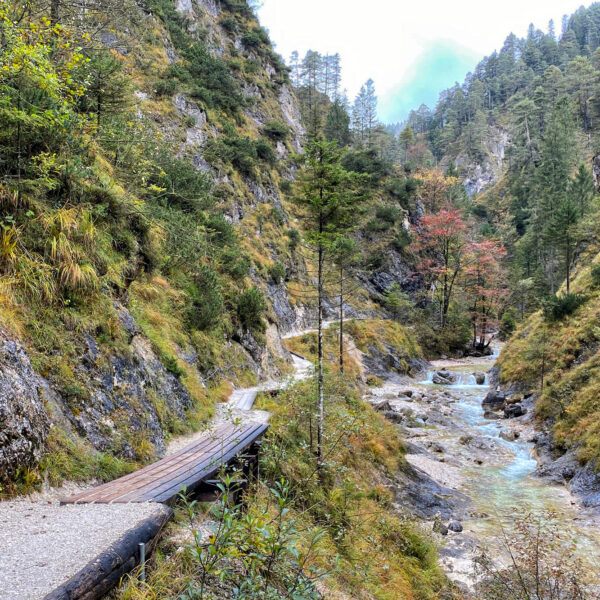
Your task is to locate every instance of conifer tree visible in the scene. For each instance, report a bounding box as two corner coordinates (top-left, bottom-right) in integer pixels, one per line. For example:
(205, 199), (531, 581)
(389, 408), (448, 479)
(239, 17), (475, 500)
(294, 139), (365, 474)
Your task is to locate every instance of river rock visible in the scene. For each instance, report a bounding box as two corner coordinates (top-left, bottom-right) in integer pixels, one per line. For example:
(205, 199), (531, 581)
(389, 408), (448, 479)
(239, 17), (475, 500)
(433, 370), (457, 385)
(504, 403), (526, 418)
(499, 429), (520, 441)
(383, 410), (402, 424)
(483, 410), (502, 419)
(373, 399), (392, 412)
(433, 515), (449, 535)
(505, 393), (523, 405)
(482, 389), (506, 410)
(473, 371), (486, 385)
(398, 390), (413, 398)
(447, 520), (463, 533)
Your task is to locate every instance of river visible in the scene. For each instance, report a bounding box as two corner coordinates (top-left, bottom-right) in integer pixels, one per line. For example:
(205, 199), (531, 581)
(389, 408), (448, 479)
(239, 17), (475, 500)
(367, 349), (600, 589)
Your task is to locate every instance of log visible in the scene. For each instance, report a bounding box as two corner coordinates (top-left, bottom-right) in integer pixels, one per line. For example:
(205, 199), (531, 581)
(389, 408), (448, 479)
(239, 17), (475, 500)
(43, 508), (173, 600)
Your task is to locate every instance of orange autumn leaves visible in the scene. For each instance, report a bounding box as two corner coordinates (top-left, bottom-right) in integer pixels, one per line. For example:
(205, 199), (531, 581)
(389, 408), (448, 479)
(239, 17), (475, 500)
(415, 202), (507, 341)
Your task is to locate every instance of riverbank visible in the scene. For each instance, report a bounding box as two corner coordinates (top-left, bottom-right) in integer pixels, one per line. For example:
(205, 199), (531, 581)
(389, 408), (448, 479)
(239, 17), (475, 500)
(366, 351), (600, 589)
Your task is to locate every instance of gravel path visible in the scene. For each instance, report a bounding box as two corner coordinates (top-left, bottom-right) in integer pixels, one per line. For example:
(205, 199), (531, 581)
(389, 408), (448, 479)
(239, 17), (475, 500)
(0, 499), (170, 600)
(2, 329), (318, 599)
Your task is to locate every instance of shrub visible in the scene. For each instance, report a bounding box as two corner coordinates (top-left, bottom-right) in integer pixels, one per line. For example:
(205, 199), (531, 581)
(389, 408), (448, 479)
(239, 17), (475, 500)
(219, 16), (238, 33)
(269, 262), (286, 283)
(499, 307), (517, 339)
(287, 228), (300, 253)
(542, 293), (587, 321)
(279, 179), (292, 193)
(255, 138), (275, 163)
(375, 205), (401, 224)
(262, 120), (289, 141)
(188, 265), (224, 330)
(185, 42), (243, 112)
(241, 27), (270, 50)
(591, 263), (600, 288)
(392, 229), (411, 250)
(237, 287), (267, 333)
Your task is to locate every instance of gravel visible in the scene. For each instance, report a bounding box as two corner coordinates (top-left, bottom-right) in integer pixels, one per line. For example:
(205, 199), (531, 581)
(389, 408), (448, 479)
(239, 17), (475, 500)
(0, 499), (170, 600)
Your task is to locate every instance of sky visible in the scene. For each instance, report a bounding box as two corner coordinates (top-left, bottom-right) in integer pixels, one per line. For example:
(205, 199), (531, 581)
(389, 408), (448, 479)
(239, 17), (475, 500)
(257, 0), (589, 124)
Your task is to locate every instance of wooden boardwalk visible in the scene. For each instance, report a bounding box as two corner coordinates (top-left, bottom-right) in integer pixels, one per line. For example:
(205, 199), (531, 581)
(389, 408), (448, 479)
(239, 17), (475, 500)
(61, 423), (268, 505)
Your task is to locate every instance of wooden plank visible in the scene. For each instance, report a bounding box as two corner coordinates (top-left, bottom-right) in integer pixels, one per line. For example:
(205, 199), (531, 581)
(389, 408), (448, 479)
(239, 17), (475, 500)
(145, 424), (268, 504)
(61, 424), (239, 504)
(101, 429), (252, 504)
(84, 427), (242, 504)
(63, 424), (238, 504)
(128, 426), (263, 503)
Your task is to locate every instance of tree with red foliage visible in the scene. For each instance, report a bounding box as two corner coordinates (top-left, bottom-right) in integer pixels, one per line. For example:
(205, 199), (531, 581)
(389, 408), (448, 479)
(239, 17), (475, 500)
(463, 239), (507, 351)
(415, 205), (469, 328)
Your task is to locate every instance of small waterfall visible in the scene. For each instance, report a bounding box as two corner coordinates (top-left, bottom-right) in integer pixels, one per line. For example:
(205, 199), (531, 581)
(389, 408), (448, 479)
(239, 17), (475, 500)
(420, 370), (488, 388)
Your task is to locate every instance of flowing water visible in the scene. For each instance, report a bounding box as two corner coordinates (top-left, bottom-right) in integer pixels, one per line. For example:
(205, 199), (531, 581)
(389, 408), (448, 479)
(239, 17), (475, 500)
(405, 352), (600, 585)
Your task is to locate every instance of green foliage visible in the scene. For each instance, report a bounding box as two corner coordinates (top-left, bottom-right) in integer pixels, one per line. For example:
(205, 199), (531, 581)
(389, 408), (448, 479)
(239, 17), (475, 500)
(254, 137), (275, 163)
(384, 284), (414, 324)
(188, 265), (224, 330)
(542, 293), (587, 321)
(340, 148), (391, 184)
(177, 477), (323, 600)
(591, 263), (600, 287)
(185, 42), (244, 112)
(237, 287), (267, 333)
(269, 261), (286, 283)
(262, 119), (289, 141)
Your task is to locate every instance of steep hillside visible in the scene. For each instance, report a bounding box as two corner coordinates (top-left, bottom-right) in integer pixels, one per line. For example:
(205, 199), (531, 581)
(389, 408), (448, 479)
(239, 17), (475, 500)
(0, 0), (425, 498)
(0, 0), (311, 489)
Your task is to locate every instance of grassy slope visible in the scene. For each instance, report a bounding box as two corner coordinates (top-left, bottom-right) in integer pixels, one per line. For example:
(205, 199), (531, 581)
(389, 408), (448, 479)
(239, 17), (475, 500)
(497, 231), (600, 466)
(119, 374), (454, 600)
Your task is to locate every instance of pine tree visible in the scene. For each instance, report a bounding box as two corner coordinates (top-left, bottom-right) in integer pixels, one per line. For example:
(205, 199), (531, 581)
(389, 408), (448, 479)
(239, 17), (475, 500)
(324, 100), (351, 147)
(569, 164), (596, 217)
(399, 125), (414, 163)
(293, 139), (365, 474)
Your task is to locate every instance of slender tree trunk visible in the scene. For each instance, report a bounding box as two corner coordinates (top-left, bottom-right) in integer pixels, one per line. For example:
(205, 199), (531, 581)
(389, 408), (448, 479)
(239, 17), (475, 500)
(339, 263), (344, 374)
(50, 0), (60, 24)
(317, 216), (324, 476)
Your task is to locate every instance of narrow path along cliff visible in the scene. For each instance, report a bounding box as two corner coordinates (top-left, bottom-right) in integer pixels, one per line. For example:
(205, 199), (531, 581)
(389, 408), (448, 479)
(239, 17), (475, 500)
(0, 328), (317, 600)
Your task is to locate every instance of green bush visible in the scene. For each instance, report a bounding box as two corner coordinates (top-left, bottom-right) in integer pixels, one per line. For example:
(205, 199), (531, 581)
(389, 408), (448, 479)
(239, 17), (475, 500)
(185, 42), (243, 112)
(375, 205), (401, 224)
(269, 262), (286, 283)
(188, 265), (224, 330)
(219, 16), (238, 33)
(591, 263), (600, 288)
(392, 229), (411, 250)
(542, 293), (587, 322)
(262, 120), (289, 141)
(499, 307), (517, 340)
(255, 138), (275, 163)
(287, 228), (300, 253)
(241, 27), (270, 50)
(237, 287), (267, 333)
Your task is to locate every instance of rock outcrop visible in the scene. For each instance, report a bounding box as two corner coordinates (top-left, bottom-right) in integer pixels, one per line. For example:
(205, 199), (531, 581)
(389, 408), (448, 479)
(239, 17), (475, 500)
(0, 330), (51, 481)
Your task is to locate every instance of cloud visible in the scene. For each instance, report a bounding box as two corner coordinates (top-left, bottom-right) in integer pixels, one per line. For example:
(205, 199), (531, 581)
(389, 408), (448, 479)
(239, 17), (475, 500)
(379, 40), (480, 124)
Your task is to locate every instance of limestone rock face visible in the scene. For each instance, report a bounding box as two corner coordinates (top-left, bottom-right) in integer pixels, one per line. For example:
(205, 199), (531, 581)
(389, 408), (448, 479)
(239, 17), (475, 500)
(0, 330), (50, 482)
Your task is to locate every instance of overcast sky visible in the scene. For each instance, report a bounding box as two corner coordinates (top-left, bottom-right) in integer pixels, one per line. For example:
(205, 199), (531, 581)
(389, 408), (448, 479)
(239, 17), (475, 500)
(257, 0), (589, 123)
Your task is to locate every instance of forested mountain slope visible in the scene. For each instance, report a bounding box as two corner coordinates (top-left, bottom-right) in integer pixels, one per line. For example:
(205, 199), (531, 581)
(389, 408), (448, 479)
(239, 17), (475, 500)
(0, 0), (426, 498)
(397, 3), (600, 492)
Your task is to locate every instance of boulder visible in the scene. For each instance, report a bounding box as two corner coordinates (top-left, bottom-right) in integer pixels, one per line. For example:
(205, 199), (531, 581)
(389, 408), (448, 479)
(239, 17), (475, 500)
(483, 410), (502, 419)
(473, 371), (486, 385)
(499, 429), (520, 442)
(482, 389), (506, 410)
(433, 515), (449, 535)
(447, 520), (463, 533)
(505, 393), (523, 405)
(383, 410), (402, 424)
(432, 370), (457, 385)
(504, 403), (526, 418)
(373, 400), (392, 412)
(399, 390), (414, 398)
